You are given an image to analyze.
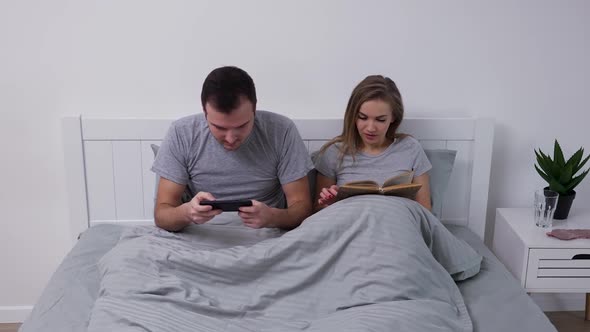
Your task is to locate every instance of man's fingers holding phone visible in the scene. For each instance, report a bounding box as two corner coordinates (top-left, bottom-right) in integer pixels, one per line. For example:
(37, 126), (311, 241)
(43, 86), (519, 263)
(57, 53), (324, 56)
(238, 200), (272, 228)
(186, 192), (222, 224)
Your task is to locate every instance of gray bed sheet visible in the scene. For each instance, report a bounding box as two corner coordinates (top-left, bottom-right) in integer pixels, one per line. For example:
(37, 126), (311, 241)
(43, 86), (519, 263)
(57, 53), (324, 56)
(20, 221), (556, 332)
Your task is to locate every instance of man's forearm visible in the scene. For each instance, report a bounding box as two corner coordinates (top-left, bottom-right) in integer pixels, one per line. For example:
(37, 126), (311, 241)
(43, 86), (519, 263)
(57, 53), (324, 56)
(269, 200), (312, 229)
(154, 203), (191, 232)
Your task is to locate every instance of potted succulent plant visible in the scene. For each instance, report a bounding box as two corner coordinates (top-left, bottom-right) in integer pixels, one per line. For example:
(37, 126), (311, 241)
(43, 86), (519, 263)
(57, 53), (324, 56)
(535, 140), (589, 219)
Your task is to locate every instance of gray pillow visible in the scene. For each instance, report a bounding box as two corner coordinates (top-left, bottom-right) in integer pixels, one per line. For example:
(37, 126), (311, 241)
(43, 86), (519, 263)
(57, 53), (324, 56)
(150, 144), (194, 204)
(424, 149), (457, 218)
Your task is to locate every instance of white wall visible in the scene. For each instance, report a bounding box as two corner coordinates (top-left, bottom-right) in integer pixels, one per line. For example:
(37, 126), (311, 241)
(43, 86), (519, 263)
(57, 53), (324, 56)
(1, 0), (590, 320)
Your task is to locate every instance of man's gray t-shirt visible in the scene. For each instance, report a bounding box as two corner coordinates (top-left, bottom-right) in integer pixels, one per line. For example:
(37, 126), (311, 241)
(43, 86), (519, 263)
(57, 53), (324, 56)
(314, 136), (432, 186)
(152, 111), (313, 208)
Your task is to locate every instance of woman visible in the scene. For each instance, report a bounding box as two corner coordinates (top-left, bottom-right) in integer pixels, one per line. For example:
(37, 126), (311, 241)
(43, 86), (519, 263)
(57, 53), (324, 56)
(314, 75), (432, 211)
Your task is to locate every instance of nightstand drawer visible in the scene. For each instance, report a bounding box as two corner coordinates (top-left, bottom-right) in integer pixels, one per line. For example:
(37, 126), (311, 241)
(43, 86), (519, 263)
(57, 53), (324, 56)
(526, 248), (590, 290)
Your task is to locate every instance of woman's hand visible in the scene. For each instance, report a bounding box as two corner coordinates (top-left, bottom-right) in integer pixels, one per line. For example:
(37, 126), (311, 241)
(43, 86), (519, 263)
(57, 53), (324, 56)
(317, 185), (339, 208)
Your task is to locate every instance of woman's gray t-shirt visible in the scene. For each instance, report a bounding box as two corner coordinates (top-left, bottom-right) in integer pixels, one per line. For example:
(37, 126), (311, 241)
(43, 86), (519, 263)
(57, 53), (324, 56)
(314, 136), (432, 186)
(151, 111), (313, 208)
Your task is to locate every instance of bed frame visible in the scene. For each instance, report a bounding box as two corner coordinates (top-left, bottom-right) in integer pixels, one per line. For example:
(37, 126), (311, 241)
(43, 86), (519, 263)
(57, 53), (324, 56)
(62, 116), (494, 241)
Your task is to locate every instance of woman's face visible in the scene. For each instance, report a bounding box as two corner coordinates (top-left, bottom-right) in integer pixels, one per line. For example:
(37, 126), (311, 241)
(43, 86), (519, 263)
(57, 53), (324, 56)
(355, 99), (394, 149)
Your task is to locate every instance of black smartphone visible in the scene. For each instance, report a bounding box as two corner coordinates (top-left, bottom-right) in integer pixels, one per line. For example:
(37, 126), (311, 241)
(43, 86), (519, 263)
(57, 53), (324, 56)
(200, 199), (253, 212)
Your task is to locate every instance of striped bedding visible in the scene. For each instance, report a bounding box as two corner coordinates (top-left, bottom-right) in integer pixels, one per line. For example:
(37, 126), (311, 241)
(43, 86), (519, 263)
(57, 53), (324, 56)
(87, 195), (482, 332)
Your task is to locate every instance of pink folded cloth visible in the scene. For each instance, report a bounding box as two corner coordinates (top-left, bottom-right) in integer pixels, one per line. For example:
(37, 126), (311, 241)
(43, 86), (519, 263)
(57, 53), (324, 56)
(547, 229), (590, 240)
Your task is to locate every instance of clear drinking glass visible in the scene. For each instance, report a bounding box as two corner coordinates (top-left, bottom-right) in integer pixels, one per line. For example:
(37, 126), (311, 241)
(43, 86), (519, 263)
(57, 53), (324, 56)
(534, 189), (559, 228)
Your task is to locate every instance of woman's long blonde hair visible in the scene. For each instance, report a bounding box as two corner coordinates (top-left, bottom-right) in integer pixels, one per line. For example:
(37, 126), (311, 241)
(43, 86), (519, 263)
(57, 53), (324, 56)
(320, 75), (406, 163)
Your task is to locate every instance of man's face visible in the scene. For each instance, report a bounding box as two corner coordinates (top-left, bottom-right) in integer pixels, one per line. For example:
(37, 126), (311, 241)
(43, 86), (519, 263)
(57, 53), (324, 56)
(204, 97), (255, 151)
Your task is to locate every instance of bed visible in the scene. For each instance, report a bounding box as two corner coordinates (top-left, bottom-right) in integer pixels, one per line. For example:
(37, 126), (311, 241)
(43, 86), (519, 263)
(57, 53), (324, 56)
(19, 116), (556, 331)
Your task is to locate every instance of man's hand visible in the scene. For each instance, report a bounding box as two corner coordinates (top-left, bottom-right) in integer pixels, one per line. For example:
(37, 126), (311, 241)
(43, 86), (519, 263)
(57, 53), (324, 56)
(317, 185), (339, 208)
(185, 191), (223, 224)
(236, 176), (312, 230)
(238, 200), (274, 228)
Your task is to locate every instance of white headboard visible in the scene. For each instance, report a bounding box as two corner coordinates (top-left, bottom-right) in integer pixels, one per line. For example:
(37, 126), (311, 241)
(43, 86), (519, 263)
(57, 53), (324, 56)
(62, 116), (494, 241)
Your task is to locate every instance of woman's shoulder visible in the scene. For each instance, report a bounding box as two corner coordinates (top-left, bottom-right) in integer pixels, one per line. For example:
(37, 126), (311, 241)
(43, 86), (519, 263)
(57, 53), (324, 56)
(396, 135), (422, 148)
(326, 141), (343, 150)
(389, 135), (426, 157)
(315, 142), (341, 160)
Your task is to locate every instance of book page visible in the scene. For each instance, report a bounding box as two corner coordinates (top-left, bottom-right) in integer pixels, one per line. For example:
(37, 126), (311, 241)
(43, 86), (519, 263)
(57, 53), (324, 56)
(336, 185), (380, 200)
(341, 180), (379, 187)
(336, 183), (422, 201)
(382, 170), (414, 187)
(382, 183), (422, 199)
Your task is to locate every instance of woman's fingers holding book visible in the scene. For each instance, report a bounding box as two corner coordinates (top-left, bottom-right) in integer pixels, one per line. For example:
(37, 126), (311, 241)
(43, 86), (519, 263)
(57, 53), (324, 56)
(321, 186), (339, 199)
(320, 188), (333, 200)
(328, 185), (339, 196)
(317, 198), (332, 207)
(318, 187), (338, 206)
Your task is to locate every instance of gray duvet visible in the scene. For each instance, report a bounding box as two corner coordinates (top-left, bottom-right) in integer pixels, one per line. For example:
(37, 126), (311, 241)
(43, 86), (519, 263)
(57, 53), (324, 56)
(86, 196), (481, 332)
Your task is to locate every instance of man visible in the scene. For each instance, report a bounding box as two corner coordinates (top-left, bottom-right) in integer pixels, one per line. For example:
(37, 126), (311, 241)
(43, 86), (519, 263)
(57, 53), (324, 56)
(152, 66), (313, 232)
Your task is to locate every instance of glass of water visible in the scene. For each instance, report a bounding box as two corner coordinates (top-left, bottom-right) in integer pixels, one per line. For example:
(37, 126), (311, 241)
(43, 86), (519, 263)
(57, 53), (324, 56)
(534, 189), (559, 228)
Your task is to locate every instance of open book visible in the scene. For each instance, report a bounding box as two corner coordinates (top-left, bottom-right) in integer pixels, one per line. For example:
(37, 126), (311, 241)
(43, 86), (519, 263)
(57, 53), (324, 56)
(336, 170), (422, 201)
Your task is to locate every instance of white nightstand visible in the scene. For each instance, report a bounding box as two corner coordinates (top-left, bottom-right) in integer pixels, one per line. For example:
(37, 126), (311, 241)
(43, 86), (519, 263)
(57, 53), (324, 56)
(493, 208), (590, 319)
